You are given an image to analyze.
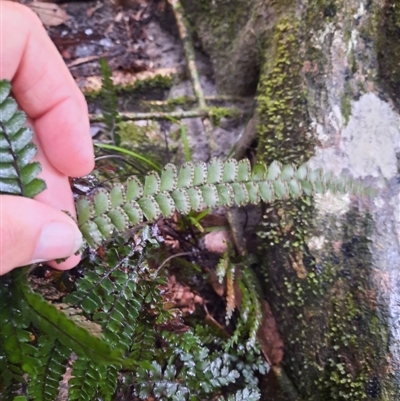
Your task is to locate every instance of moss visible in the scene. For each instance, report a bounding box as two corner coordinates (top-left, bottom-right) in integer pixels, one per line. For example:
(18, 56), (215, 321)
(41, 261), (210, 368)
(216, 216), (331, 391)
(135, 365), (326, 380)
(254, 2), (397, 400)
(116, 120), (169, 166)
(208, 106), (241, 125)
(377, 0), (400, 108)
(256, 18), (313, 165)
(260, 207), (396, 400)
(130, 75), (173, 93)
(340, 93), (352, 125)
(84, 74), (173, 102)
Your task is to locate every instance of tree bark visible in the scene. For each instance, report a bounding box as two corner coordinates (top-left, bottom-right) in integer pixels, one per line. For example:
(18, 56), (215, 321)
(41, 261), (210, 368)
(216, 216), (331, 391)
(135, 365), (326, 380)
(181, 0), (400, 399)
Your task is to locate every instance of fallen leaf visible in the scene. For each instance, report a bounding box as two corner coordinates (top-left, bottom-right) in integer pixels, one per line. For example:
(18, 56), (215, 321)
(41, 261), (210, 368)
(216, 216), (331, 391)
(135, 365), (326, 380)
(86, 2), (103, 18)
(67, 55), (106, 69)
(28, 2), (69, 27)
(257, 301), (284, 366)
(167, 275), (203, 315)
(207, 268), (224, 297)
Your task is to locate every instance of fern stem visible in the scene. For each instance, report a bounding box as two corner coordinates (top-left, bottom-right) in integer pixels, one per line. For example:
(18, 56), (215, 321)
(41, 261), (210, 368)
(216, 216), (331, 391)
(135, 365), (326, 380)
(94, 143), (162, 171)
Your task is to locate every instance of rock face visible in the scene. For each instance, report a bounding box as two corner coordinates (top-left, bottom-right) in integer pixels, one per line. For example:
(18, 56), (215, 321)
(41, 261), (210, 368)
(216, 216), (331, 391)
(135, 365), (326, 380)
(182, 0), (400, 399)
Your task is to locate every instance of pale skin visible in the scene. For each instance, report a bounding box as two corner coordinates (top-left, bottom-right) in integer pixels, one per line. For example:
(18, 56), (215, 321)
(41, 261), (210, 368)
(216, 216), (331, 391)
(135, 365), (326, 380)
(0, 2), (95, 275)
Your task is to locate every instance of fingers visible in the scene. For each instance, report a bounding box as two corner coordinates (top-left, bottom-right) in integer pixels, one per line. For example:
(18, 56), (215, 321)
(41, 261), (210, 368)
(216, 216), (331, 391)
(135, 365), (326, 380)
(0, 1), (94, 177)
(32, 135), (83, 271)
(0, 196), (83, 275)
(0, 135), (84, 275)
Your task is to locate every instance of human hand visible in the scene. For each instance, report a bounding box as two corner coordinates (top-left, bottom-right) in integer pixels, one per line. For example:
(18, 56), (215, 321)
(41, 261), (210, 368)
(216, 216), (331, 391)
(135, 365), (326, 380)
(0, 2), (94, 274)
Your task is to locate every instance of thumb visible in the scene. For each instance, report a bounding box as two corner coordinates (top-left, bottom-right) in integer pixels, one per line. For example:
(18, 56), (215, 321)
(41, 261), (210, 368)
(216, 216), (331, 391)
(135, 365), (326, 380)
(0, 195), (83, 275)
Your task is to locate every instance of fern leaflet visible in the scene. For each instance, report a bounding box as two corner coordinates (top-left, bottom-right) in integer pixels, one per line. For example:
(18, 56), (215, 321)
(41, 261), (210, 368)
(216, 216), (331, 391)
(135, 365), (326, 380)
(27, 337), (70, 401)
(0, 80), (46, 198)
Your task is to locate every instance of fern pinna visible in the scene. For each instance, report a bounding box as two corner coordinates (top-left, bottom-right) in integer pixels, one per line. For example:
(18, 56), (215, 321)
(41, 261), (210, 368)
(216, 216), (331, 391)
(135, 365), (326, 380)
(0, 78), (365, 400)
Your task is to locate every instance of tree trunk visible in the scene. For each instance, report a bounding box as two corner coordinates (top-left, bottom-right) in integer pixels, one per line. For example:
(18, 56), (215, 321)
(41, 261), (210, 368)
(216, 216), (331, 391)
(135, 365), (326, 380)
(181, 0), (400, 399)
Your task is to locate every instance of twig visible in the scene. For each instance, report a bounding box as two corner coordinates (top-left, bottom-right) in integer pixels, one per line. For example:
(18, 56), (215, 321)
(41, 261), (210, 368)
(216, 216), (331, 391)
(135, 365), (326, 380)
(142, 95), (249, 108)
(67, 54), (106, 69)
(154, 251), (197, 275)
(90, 109), (209, 122)
(167, 0), (205, 108)
(167, 0), (217, 155)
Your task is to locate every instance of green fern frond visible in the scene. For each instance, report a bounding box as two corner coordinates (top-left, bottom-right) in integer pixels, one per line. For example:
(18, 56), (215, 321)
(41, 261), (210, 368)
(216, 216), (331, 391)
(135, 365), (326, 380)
(27, 337), (70, 401)
(98, 365), (120, 401)
(99, 58), (120, 145)
(241, 267), (263, 350)
(225, 262), (262, 352)
(0, 275), (38, 397)
(0, 80), (46, 198)
(78, 158), (364, 248)
(64, 236), (169, 350)
(16, 273), (124, 366)
(64, 247), (142, 350)
(129, 320), (157, 362)
(68, 360), (119, 401)
(69, 357), (101, 401)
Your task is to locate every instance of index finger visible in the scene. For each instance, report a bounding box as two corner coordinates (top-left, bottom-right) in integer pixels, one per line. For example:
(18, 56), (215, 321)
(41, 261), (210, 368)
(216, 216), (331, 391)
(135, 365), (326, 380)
(0, 1), (94, 177)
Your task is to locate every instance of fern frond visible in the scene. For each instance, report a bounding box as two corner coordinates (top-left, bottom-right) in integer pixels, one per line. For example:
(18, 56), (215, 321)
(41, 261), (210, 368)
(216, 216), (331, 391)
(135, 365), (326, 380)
(27, 337), (70, 401)
(221, 388), (261, 401)
(68, 358), (119, 401)
(68, 360), (119, 401)
(64, 236), (168, 349)
(224, 263), (262, 351)
(0, 80), (46, 198)
(0, 275), (38, 397)
(64, 247), (142, 351)
(78, 158), (364, 248)
(100, 58), (120, 145)
(98, 365), (120, 401)
(16, 273), (124, 366)
(68, 357), (100, 401)
(241, 267), (262, 350)
(135, 361), (190, 400)
(225, 260), (236, 323)
(129, 320), (157, 362)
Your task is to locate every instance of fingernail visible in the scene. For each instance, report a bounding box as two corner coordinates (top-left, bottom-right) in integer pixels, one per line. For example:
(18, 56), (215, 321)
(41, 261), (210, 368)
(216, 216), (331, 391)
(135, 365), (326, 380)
(31, 222), (83, 264)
